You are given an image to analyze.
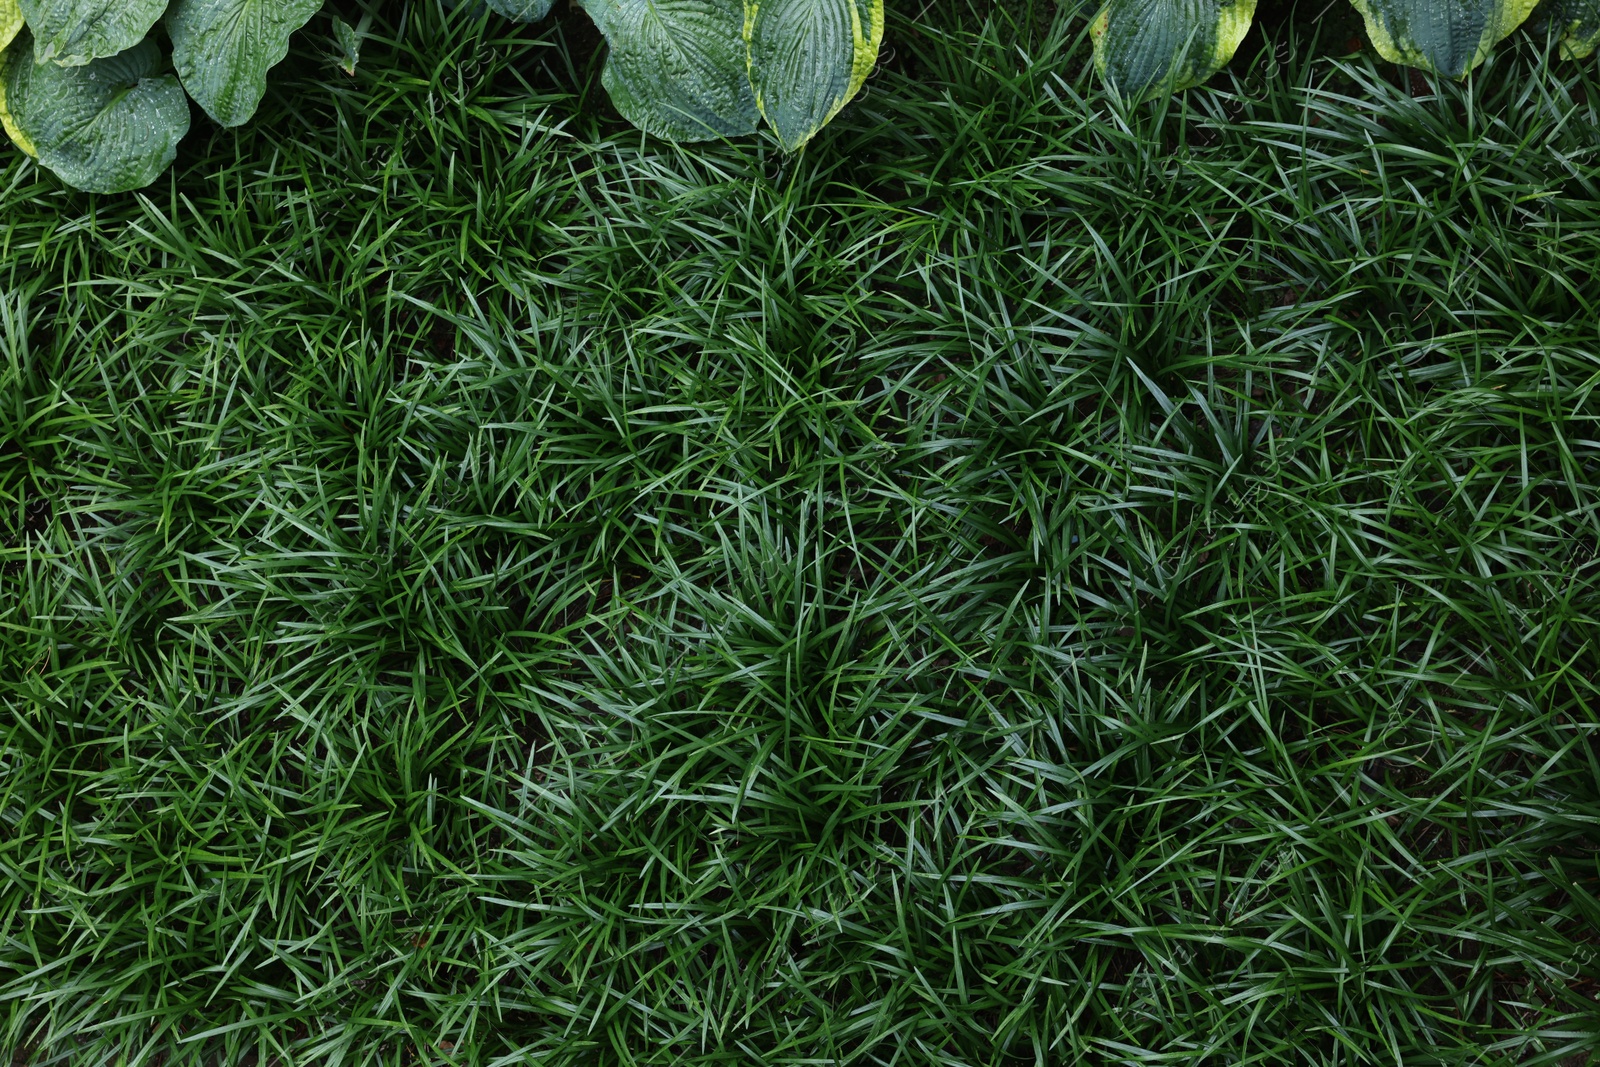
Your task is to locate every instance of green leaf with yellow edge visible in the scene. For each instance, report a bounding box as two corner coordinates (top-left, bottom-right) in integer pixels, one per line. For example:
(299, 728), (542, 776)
(167, 0), (323, 128)
(0, 34), (190, 192)
(0, 0), (22, 53)
(17, 0), (168, 66)
(1090, 0), (1257, 100)
(577, 0), (758, 142)
(0, 0), (19, 156)
(0, 49), (35, 158)
(1547, 0), (1600, 57)
(745, 0), (883, 152)
(1347, 0), (1541, 75)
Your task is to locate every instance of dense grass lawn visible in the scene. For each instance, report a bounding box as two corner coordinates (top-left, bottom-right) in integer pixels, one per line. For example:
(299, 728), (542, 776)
(3, 1), (1600, 1063)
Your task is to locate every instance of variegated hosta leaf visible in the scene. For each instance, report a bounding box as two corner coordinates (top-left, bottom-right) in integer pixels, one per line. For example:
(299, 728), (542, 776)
(0, 0), (22, 54)
(17, 0), (168, 66)
(745, 0), (883, 152)
(1091, 0), (1257, 99)
(166, 0), (322, 127)
(0, 30), (28, 157)
(1347, 0), (1541, 75)
(485, 0), (555, 19)
(1547, 0), (1600, 57)
(578, 0), (758, 141)
(0, 35), (190, 192)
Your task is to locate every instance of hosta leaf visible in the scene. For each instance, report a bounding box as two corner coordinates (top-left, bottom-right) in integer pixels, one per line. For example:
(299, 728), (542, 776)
(1347, 0), (1540, 75)
(578, 0), (758, 141)
(166, 0), (322, 127)
(1091, 0), (1257, 99)
(745, 0), (883, 151)
(0, 38), (32, 157)
(1547, 0), (1600, 57)
(0, 0), (21, 53)
(0, 34), (189, 192)
(17, 0), (168, 66)
(442, 0), (554, 17)
(485, 0), (554, 19)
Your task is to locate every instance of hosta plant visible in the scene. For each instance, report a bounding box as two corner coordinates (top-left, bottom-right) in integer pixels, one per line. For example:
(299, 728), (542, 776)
(0, 0), (883, 193)
(1092, 0), (1600, 99)
(0, 0), (313, 192)
(547, 0), (883, 149)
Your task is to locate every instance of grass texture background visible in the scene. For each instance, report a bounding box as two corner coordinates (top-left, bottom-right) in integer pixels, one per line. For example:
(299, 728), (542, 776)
(2, 1), (1600, 1063)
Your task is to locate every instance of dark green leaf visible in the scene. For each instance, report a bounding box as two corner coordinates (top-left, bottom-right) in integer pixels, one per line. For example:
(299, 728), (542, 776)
(485, 0), (554, 20)
(578, 0), (758, 141)
(0, 33), (189, 191)
(16, 0), (168, 66)
(166, 0), (323, 127)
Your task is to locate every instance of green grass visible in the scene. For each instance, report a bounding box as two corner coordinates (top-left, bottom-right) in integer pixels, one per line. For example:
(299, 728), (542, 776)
(3, 2), (1600, 1064)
